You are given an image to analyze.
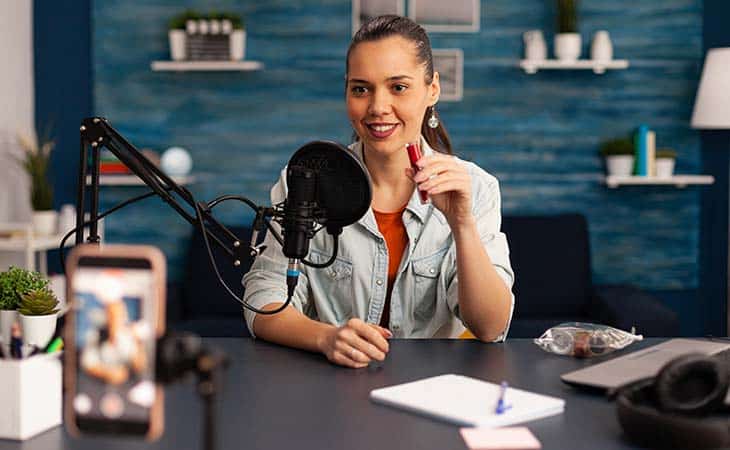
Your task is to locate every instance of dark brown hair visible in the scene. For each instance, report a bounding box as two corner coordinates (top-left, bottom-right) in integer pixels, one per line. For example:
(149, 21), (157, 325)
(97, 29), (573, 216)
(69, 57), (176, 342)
(346, 15), (453, 155)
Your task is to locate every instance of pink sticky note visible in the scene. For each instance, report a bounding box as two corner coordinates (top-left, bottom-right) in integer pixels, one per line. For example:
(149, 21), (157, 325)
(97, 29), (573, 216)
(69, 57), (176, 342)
(460, 427), (541, 450)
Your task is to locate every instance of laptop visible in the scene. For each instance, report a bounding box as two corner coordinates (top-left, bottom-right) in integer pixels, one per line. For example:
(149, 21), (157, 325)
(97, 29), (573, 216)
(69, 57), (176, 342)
(560, 338), (730, 397)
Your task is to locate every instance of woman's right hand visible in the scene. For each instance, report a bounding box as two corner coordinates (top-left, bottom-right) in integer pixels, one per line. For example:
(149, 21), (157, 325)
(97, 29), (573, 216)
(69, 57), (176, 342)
(317, 318), (392, 368)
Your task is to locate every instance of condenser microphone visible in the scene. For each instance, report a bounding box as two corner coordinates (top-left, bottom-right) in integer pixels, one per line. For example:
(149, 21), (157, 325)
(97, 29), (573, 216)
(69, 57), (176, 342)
(279, 141), (372, 300)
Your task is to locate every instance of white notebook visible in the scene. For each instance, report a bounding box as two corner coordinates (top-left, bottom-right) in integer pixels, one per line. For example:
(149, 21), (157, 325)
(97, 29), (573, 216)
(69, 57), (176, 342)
(370, 374), (565, 428)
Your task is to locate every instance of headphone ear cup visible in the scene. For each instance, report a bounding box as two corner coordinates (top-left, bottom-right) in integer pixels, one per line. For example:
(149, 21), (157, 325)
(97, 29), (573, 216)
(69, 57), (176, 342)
(654, 353), (728, 415)
(616, 378), (730, 449)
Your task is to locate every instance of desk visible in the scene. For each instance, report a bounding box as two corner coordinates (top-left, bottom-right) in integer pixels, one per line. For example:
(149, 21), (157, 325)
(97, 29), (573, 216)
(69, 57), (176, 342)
(0, 338), (660, 450)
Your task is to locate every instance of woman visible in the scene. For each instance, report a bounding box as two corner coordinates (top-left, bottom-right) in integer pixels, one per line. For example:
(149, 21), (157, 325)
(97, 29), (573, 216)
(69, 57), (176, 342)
(243, 15), (514, 368)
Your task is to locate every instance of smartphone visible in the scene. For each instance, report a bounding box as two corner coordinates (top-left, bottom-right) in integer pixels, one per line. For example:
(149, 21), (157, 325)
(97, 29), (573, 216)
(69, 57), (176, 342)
(406, 142), (429, 204)
(64, 244), (166, 440)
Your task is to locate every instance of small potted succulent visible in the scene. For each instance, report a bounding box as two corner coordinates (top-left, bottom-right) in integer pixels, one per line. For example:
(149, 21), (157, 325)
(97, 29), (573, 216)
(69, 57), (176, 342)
(17, 130), (56, 235)
(0, 266), (50, 347)
(655, 148), (677, 178)
(169, 9), (201, 61)
(223, 12), (246, 60)
(599, 138), (634, 176)
(19, 288), (60, 349)
(555, 0), (581, 61)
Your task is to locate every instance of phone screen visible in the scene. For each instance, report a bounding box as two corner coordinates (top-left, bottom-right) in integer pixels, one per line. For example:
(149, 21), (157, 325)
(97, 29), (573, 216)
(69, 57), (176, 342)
(71, 256), (158, 435)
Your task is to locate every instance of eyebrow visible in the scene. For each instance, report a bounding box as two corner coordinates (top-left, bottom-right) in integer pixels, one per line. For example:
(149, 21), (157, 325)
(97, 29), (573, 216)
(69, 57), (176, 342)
(348, 75), (415, 84)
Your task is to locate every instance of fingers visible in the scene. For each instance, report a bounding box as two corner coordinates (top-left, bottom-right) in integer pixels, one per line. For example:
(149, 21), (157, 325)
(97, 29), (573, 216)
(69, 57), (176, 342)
(419, 171), (471, 194)
(368, 323), (394, 339)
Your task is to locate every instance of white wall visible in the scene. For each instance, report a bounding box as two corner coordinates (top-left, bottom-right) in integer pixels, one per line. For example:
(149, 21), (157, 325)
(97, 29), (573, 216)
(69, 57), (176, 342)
(0, 0), (33, 222)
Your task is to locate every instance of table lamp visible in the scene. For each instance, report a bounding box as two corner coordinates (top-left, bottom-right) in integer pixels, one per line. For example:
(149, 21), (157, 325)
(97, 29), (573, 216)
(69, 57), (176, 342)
(691, 47), (730, 130)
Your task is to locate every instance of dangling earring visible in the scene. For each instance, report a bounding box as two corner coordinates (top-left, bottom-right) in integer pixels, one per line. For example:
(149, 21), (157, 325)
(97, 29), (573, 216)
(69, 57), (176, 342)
(427, 106), (439, 129)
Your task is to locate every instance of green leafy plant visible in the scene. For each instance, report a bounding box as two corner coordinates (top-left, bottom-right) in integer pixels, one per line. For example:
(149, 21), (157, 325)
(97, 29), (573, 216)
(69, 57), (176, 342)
(222, 12), (244, 29)
(599, 138), (634, 157)
(169, 9), (202, 29)
(17, 130), (54, 211)
(656, 148), (677, 159)
(557, 0), (578, 33)
(19, 289), (59, 316)
(0, 266), (50, 310)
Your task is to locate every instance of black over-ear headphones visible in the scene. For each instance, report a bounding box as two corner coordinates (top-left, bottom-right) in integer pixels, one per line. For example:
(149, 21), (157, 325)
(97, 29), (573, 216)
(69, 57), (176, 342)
(616, 353), (730, 449)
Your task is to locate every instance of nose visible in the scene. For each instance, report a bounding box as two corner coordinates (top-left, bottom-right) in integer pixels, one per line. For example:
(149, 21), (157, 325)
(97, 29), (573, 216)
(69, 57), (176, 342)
(368, 89), (392, 117)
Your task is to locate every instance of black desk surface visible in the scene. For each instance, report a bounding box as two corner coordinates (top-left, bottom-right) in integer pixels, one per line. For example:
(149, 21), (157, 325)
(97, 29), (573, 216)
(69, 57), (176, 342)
(1, 338), (664, 450)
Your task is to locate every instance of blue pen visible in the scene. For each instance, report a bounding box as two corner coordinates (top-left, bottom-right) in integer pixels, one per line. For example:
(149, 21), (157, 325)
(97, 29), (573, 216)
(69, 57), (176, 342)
(495, 381), (512, 415)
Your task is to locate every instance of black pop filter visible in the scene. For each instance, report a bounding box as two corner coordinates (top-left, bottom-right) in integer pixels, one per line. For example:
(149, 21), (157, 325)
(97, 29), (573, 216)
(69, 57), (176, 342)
(287, 141), (371, 233)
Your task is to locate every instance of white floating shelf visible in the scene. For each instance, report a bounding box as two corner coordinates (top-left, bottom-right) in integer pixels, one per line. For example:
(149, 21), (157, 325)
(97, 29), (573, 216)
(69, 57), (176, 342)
(520, 59), (629, 74)
(605, 175), (715, 188)
(151, 60), (263, 72)
(87, 175), (196, 186)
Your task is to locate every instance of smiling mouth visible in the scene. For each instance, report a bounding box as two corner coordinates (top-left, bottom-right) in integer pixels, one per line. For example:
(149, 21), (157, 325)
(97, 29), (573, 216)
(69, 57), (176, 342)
(366, 123), (398, 139)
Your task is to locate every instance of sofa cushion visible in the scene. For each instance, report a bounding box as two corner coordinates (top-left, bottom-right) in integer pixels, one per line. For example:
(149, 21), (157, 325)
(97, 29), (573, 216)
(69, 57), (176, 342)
(502, 214), (592, 318)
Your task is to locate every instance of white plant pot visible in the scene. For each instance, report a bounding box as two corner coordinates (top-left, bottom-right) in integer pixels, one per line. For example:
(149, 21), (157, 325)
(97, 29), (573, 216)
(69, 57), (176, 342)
(32, 210), (57, 236)
(0, 309), (19, 349)
(605, 155), (634, 176)
(168, 30), (187, 61)
(230, 30), (246, 61)
(655, 158), (675, 178)
(554, 33), (582, 61)
(591, 30), (613, 61)
(20, 313), (58, 349)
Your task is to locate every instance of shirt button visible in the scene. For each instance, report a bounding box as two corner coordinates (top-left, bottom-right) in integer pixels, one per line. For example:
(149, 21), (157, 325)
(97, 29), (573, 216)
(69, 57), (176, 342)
(429, 267), (436, 274)
(330, 271), (338, 278)
(376, 279), (384, 286)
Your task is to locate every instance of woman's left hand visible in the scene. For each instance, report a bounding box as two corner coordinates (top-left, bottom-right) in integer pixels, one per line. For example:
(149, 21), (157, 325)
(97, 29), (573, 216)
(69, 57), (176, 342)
(406, 153), (473, 227)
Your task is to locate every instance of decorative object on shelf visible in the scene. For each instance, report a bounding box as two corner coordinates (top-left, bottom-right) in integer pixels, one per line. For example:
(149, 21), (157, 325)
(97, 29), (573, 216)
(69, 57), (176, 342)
(691, 47), (730, 131)
(655, 148), (677, 178)
(167, 10), (246, 62)
(633, 124), (657, 176)
(0, 266), (50, 347)
(599, 137), (634, 176)
(591, 30), (613, 62)
(58, 204), (77, 237)
(523, 30), (547, 62)
(18, 288), (59, 349)
(161, 146), (193, 176)
(432, 49), (464, 101)
(16, 130), (57, 236)
(554, 0), (581, 61)
(352, 0), (405, 35)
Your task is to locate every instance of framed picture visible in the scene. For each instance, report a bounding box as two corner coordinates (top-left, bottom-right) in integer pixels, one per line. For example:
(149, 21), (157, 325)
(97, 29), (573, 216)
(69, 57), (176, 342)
(352, 0), (405, 35)
(408, 0), (480, 33)
(433, 49), (463, 102)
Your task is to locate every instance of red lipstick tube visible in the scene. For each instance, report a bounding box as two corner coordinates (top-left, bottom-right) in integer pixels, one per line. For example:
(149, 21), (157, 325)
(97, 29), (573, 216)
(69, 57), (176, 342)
(406, 142), (429, 204)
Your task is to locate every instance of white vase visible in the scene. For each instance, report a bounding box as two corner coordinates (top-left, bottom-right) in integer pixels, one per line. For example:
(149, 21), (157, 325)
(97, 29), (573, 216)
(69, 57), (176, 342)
(605, 155), (634, 176)
(655, 158), (675, 178)
(554, 33), (582, 61)
(20, 313), (58, 349)
(591, 30), (613, 61)
(0, 309), (19, 349)
(32, 210), (57, 236)
(523, 30), (547, 61)
(168, 30), (187, 61)
(230, 30), (246, 61)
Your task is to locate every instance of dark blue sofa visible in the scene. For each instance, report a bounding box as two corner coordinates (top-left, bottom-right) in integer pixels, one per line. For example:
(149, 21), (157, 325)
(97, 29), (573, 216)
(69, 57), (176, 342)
(167, 214), (678, 338)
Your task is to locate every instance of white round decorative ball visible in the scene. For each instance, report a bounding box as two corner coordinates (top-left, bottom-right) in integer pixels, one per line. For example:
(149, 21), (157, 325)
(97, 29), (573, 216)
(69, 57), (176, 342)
(161, 147), (193, 176)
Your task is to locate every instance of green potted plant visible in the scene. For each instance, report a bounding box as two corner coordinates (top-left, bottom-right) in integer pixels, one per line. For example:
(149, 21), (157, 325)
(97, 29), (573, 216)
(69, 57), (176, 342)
(555, 0), (581, 61)
(0, 266), (50, 347)
(17, 130), (56, 235)
(655, 148), (677, 178)
(19, 288), (60, 349)
(599, 137), (634, 176)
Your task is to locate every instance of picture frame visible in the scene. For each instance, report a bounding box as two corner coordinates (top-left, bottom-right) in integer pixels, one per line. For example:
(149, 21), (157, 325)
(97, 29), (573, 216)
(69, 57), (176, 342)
(432, 49), (463, 102)
(408, 0), (480, 33)
(352, 0), (405, 35)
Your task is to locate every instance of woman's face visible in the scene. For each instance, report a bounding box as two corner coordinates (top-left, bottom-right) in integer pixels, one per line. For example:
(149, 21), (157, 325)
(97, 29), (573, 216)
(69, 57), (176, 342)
(346, 36), (439, 159)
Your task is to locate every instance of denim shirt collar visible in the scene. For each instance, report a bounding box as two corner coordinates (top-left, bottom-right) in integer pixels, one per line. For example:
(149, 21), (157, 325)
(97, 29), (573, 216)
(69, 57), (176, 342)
(349, 137), (441, 237)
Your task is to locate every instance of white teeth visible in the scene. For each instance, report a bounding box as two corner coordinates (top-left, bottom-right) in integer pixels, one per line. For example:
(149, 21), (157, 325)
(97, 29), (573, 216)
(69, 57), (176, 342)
(370, 124), (396, 132)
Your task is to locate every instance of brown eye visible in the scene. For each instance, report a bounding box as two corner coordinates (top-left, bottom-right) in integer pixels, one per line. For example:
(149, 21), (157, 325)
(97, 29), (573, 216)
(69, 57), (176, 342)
(393, 84), (408, 93)
(350, 86), (368, 96)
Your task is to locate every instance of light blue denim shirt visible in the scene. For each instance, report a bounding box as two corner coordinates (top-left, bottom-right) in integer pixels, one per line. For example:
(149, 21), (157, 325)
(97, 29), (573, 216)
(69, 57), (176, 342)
(243, 138), (515, 340)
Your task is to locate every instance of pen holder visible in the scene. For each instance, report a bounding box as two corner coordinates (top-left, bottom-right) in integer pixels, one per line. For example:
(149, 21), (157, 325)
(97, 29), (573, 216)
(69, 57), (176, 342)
(0, 353), (62, 440)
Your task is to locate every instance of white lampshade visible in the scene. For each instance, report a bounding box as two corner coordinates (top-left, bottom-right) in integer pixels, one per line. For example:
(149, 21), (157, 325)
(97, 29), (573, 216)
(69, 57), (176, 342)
(691, 47), (730, 129)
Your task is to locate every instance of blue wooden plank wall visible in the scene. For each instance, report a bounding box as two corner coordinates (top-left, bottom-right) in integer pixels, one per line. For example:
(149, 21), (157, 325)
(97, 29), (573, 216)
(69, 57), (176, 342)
(93, 0), (703, 288)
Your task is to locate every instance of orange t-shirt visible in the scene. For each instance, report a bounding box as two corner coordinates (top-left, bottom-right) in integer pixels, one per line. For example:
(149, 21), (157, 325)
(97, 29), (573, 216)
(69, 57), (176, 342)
(373, 206), (408, 328)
